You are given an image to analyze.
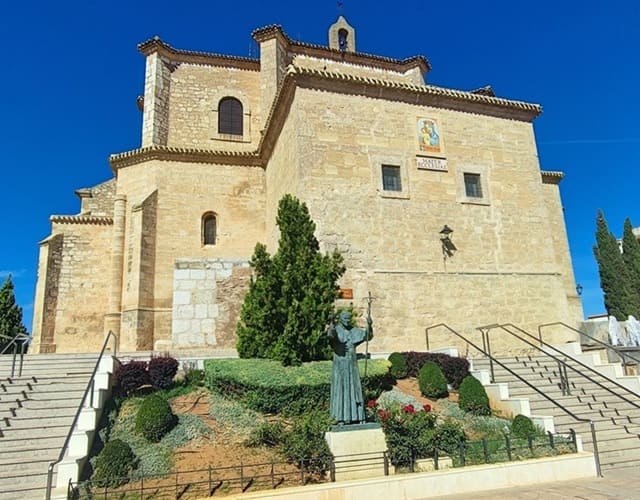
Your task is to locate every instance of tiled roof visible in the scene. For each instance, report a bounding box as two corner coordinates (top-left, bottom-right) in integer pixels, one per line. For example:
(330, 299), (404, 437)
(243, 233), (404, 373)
(50, 215), (113, 225)
(541, 170), (565, 184)
(109, 145), (263, 169)
(286, 66), (542, 116)
(137, 36), (260, 70)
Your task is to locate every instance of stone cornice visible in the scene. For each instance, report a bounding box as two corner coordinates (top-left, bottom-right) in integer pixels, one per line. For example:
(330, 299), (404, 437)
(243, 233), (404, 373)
(137, 36), (260, 71)
(50, 215), (114, 225)
(109, 145), (263, 170)
(284, 66), (542, 121)
(252, 24), (431, 74)
(541, 170), (565, 184)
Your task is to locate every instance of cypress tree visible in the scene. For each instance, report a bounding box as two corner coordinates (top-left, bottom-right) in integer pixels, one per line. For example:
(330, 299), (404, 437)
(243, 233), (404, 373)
(621, 218), (640, 316)
(236, 195), (345, 365)
(593, 211), (635, 319)
(0, 276), (29, 352)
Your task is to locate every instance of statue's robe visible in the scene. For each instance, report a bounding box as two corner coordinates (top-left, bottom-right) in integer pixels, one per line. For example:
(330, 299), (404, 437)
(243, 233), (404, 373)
(328, 324), (371, 424)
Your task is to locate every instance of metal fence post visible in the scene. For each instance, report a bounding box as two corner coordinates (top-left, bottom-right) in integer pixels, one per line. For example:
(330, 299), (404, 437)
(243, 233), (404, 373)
(548, 431), (555, 450)
(482, 439), (489, 463)
(434, 449), (439, 470)
(505, 434), (512, 461)
(383, 452), (389, 476)
(527, 435), (534, 456)
(459, 439), (466, 466)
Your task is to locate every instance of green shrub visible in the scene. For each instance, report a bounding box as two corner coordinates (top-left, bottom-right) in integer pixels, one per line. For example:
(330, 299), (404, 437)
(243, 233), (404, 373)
(424, 420), (467, 456)
(458, 375), (491, 416)
(379, 405), (436, 467)
(388, 352), (408, 379)
(148, 355), (179, 389)
(135, 395), (177, 442)
(183, 368), (205, 387)
(418, 361), (448, 399)
(511, 414), (538, 439)
(245, 421), (286, 448)
(281, 410), (333, 473)
(205, 358), (391, 415)
(92, 439), (137, 487)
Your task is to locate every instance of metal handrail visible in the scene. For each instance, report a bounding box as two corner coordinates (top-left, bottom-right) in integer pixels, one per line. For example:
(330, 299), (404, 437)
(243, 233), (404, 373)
(45, 331), (118, 500)
(539, 321), (640, 375)
(425, 323), (601, 476)
(1, 332), (30, 377)
(493, 324), (640, 408)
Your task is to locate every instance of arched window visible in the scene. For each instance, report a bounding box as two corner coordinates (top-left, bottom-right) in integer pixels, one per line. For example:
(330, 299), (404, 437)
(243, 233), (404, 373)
(202, 213), (217, 245)
(218, 97), (243, 136)
(338, 29), (349, 52)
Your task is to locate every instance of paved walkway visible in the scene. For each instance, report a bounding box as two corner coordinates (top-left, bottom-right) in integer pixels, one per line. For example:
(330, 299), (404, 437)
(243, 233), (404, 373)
(434, 468), (639, 499)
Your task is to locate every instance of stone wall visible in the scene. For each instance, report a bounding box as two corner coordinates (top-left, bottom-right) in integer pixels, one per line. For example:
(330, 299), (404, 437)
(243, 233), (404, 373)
(270, 87), (581, 354)
(34, 221), (112, 352)
(171, 258), (250, 349)
(166, 63), (261, 150)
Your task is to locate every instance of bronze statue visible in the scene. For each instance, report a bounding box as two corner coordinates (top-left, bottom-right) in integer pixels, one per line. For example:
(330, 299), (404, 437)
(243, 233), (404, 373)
(328, 310), (373, 425)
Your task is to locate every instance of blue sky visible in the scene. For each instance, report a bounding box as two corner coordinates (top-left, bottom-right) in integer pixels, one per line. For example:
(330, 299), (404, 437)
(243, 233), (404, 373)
(1, 1), (638, 331)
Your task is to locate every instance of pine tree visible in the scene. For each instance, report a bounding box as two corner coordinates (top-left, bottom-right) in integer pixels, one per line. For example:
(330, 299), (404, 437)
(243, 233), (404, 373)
(593, 211), (635, 319)
(622, 218), (640, 316)
(236, 195), (345, 365)
(0, 276), (29, 352)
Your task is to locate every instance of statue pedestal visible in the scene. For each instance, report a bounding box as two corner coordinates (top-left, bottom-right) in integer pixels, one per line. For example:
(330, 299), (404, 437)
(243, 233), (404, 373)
(325, 423), (387, 481)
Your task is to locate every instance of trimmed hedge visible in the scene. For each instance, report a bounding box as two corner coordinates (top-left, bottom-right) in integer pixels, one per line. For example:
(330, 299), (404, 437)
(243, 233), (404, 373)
(458, 375), (491, 416)
(205, 358), (392, 415)
(402, 352), (470, 389)
(149, 355), (179, 389)
(418, 361), (449, 399)
(92, 439), (137, 487)
(135, 395), (177, 442)
(388, 352), (408, 379)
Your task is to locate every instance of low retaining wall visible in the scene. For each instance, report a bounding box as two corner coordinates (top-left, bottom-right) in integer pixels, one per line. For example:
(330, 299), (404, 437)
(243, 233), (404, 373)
(223, 452), (596, 500)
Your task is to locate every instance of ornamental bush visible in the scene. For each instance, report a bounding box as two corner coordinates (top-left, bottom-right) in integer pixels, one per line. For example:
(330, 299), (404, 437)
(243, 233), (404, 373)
(424, 420), (467, 456)
(135, 395), (177, 442)
(148, 355), (179, 389)
(458, 375), (491, 416)
(115, 361), (149, 395)
(402, 352), (470, 389)
(388, 352), (408, 379)
(281, 410), (333, 474)
(375, 403), (436, 467)
(511, 414), (538, 439)
(418, 361), (448, 399)
(92, 439), (137, 487)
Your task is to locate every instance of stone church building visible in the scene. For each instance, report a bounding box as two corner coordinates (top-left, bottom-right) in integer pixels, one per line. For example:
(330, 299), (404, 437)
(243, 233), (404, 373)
(31, 17), (583, 354)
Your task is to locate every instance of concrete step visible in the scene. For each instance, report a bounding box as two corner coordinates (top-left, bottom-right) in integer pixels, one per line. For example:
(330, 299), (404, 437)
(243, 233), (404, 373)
(0, 458), (53, 477)
(0, 445), (61, 462)
(0, 470), (51, 497)
(1, 413), (74, 430)
(0, 405), (77, 420)
(0, 425), (69, 444)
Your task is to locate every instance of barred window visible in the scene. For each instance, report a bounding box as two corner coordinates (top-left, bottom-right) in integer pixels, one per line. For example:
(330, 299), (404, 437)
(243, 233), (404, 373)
(464, 173), (483, 198)
(382, 165), (402, 192)
(218, 97), (243, 136)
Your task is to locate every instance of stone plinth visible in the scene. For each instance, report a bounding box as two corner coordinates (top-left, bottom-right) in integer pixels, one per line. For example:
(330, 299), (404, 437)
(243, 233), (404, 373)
(324, 423), (387, 481)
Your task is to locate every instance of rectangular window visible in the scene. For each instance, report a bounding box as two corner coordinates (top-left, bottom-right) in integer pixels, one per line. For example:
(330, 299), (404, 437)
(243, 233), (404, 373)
(464, 173), (483, 198)
(382, 165), (402, 192)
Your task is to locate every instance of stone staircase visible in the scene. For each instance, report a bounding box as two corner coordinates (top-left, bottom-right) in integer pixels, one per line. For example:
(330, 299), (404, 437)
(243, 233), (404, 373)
(472, 345), (640, 472)
(0, 353), (115, 500)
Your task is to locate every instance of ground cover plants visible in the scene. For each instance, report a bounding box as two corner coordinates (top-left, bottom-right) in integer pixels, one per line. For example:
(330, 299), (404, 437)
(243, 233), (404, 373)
(82, 352), (575, 498)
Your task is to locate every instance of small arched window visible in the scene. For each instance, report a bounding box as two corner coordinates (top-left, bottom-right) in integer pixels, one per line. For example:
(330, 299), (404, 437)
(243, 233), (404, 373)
(338, 29), (349, 52)
(202, 212), (217, 245)
(218, 97), (243, 136)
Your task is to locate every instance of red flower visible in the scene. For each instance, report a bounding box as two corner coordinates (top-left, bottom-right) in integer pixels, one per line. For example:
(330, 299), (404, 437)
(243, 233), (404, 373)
(402, 404), (416, 414)
(423, 404), (432, 412)
(367, 399), (377, 409)
(377, 408), (391, 423)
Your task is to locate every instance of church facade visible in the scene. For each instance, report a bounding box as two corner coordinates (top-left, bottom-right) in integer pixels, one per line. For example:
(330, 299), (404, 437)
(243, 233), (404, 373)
(31, 18), (583, 355)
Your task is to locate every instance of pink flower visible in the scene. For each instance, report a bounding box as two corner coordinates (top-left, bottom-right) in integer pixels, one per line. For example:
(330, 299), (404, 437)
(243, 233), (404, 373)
(367, 399), (377, 409)
(423, 404), (432, 412)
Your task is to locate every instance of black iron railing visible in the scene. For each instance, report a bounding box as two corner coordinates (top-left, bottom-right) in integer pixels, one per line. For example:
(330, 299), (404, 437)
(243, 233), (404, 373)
(0, 332), (30, 377)
(425, 323), (602, 476)
(539, 321), (640, 375)
(68, 434), (577, 499)
(45, 331), (118, 500)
